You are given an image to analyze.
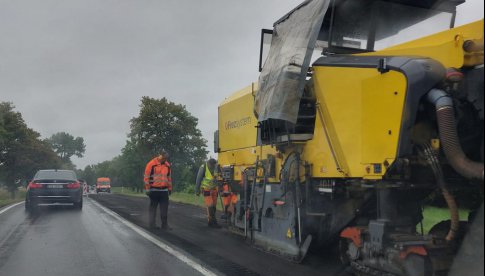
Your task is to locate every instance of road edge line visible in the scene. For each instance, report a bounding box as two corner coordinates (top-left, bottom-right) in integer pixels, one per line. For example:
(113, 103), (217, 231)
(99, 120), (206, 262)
(89, 199), (219, 276)
(0, 202), (23, 215)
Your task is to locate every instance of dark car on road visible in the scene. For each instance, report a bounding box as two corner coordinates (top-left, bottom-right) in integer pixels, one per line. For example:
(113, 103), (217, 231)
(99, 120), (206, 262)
(25, 169), (83, 211)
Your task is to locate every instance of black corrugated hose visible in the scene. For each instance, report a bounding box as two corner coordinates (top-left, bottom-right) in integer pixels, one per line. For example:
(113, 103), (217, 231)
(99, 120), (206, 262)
(427, 89), (484, 181)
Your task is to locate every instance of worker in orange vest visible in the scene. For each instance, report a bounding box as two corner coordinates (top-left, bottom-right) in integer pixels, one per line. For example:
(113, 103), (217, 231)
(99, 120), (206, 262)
(220, 183), (238, 221)
(144, 150), (172, 230)
(195, 158), (221, 228)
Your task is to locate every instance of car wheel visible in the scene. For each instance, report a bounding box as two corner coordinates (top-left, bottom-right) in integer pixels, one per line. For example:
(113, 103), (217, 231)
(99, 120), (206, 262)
(25, 199), (35, 213)
(74, 200), (83, 210)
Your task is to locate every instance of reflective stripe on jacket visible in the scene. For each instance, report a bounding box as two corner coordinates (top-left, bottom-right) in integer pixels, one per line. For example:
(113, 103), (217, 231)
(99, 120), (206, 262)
(201, 162), (217, 190)
(144, 157), (172, 191)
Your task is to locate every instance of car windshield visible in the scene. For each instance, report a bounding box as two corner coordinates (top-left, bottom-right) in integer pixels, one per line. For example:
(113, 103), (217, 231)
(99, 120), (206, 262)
(33, 170), (77, 181)
(98, 181), (110, 185)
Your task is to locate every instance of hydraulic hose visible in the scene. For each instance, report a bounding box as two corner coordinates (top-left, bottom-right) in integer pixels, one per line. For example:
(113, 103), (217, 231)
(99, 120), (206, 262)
(422, 144), (459, 242)
(427, 89), (485, 181)
(442, 189), (460, 241)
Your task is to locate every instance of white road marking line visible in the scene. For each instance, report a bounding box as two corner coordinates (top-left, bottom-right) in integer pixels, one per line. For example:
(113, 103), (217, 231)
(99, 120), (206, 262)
(0, 202), (23, 215)
(90, 199), (218, 276)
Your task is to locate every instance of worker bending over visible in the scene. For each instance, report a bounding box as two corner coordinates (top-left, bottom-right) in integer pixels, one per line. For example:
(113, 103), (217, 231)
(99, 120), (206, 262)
(144, 150), (172, 230)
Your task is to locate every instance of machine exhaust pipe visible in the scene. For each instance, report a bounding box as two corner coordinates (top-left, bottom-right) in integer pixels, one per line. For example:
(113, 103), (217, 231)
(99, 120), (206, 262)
(427, 89), (484, 181)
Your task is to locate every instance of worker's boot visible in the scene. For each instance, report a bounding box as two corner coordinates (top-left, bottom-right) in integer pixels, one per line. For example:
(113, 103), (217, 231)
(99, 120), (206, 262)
(161, 216), (172, 231)
(237, 207), (244, 221)
(148, 218), (155, 229)
(161, 224), (172, 231)
(220, 206), (229, 220)
(208, 207), (221, 228)
(148, 206), (156, 229)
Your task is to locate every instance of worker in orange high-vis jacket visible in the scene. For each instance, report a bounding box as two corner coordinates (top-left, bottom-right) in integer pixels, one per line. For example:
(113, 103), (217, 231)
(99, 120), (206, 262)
(195, 158), (221, 228)
(144, 150), (172, 230)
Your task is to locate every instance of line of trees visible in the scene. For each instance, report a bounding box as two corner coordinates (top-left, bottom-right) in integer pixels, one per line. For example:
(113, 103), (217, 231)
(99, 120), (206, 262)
(1, 96), (207, 197)
(77, 96), (208, 193)
(0, 102), (85, 198)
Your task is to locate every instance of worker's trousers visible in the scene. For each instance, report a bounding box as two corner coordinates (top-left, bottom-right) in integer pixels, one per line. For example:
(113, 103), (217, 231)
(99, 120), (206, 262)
(203, 188), (218, 225)
(148, 191), (169, 228)
(222, 184), (238, 216)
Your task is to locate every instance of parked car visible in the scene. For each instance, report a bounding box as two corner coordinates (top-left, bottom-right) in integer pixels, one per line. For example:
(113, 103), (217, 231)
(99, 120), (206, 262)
(25, 169), (83, 211)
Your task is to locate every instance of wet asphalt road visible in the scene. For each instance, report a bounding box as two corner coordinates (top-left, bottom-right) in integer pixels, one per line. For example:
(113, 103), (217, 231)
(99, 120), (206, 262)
(0, 198), (204, 276)
(89, 193), (348, 276)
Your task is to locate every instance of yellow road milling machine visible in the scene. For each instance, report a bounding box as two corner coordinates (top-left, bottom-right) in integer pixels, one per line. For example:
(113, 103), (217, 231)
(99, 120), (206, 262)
(215, 0), (484, 275)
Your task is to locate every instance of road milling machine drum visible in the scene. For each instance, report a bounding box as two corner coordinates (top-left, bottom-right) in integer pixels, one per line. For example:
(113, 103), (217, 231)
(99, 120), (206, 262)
(215, 0), (484, 275)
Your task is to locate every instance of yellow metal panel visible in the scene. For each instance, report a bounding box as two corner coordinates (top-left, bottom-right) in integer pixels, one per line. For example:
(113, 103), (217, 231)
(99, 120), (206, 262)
(220, 83), (258, 106)
(306, 67), (407, 179)
(360, 20), (484, 68)
(218, 83), (280, 182)
(218, 84), (258, 152)
(361, 72), (407, 165)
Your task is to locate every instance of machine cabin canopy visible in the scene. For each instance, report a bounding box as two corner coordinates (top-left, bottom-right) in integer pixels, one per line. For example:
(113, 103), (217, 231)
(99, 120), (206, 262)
(255, 0), (463, 132)
(324, 0), (463, 54)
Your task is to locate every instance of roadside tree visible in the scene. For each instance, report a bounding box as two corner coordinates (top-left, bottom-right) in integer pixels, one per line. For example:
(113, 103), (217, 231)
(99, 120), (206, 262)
(127, 97), (208, 192)
(45, 132), (86, 163)
(0, 102), (62, 198)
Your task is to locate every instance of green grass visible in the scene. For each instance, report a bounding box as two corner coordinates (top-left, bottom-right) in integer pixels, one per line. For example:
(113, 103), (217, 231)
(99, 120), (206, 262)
(421, 206), (469, 234)
(111, 187), (223, 210)
(0, 188), (27, 209)
(111, 187), (145, 197)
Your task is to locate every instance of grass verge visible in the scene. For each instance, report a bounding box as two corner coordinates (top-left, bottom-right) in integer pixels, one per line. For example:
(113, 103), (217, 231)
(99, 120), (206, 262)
(110, 187), (145, 197)
(0, 188), (26, 209)
(111, 186), (223, 210)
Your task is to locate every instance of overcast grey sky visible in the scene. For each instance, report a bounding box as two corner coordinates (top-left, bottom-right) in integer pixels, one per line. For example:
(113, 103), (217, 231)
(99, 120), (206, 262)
(0, 0), (483, 169)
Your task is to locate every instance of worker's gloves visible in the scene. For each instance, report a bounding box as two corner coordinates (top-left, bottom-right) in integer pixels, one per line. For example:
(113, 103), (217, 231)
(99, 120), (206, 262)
(196, 191), (200, 197)
(168, 190), (172, 196)
(145, 191), (151, 196)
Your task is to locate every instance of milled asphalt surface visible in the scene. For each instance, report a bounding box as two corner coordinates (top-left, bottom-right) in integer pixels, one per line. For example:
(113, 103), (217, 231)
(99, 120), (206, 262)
(89, 193), (347, 276)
